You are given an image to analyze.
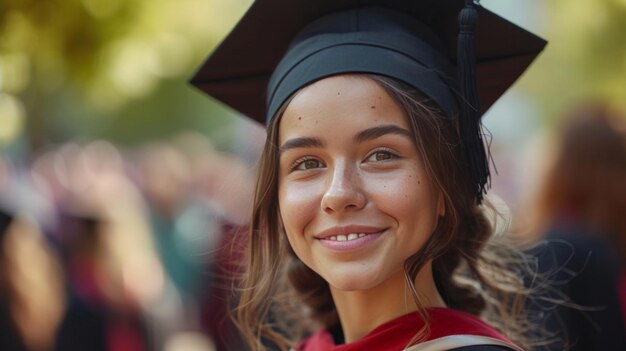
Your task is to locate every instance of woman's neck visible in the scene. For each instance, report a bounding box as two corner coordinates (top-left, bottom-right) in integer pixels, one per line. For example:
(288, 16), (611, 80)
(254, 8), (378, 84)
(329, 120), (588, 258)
(329, 261), (445, 344)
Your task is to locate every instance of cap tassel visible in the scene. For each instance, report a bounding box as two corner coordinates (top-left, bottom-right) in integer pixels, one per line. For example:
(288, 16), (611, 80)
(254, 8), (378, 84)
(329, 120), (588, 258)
(457, 0), (490, 204)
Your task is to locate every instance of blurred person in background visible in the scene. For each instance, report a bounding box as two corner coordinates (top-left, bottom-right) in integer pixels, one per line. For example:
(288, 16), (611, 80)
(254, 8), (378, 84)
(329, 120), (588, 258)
(0, 209), (29, 351)
(0, 156), (65, 351)
(527, 102), (626, 350)
(53, 211), (142, 351)
(0, 209), (65, 351)
(51, 142), (156, 351)
(179, 136), (254, 351)
(136, 133), (254, 351)
(135, 140), (220, 347)
(136, 140), (219, 303)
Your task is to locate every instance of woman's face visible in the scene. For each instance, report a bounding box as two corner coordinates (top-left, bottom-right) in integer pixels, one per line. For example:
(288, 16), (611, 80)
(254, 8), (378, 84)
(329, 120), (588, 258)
(277, 75), (444, 291)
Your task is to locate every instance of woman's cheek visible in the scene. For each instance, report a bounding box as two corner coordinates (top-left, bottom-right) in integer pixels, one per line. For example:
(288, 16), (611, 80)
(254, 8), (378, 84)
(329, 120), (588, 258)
(279, 181), (320, 232)
(279, 182), (321, 266)
(378, 172), (437, 228)
(367, 171), (418, 202)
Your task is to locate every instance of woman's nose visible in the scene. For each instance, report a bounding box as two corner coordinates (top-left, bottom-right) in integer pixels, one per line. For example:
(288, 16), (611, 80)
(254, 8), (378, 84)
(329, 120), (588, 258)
(321, 164), (366, 214)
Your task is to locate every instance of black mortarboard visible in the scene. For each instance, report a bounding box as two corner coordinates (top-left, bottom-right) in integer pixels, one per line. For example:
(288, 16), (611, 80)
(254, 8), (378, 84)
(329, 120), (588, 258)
(190, 0), (547, 203)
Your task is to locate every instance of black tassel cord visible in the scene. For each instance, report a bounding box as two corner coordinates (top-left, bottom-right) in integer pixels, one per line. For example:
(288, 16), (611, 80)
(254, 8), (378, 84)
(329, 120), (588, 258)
(457, 0), (491, 204)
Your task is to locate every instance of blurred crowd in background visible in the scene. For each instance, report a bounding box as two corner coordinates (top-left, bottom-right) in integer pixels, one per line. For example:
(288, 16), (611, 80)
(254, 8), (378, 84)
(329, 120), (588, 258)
(0, 132), (257, 351)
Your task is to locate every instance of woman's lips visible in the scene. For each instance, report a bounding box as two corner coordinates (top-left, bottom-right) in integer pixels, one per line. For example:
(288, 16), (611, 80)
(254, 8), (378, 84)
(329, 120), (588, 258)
(315, 225), (386, 239)
(316, 230), (385, 252)
(325, 233), (367, 241)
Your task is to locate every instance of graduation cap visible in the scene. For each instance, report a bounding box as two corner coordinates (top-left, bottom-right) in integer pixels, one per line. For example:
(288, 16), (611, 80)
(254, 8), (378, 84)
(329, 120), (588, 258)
(190, 0), (547, 203)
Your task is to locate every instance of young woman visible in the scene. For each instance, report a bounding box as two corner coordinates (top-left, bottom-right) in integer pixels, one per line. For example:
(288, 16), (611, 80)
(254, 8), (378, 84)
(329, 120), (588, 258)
(191, 1), (547, 350)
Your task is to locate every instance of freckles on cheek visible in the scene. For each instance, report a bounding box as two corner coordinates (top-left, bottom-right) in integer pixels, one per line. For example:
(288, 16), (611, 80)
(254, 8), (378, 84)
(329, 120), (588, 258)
(375, 175), (414, 196)
(375, 173), (426, 211)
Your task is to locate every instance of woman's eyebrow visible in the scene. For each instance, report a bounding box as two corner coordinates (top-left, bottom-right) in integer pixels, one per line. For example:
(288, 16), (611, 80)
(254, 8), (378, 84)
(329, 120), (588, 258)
(354, 124), (411, 143)
(279, 125), (409, 154)
(279, 137), (324, 155)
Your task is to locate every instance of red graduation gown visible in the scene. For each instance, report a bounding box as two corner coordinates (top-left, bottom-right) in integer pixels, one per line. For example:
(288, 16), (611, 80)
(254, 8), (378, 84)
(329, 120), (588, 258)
(299, 307), (521, 351)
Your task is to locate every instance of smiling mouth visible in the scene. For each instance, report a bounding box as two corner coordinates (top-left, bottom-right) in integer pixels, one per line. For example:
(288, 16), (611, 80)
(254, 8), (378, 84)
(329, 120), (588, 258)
(324, 233), (368, 241)
(316, 229), (385, 251)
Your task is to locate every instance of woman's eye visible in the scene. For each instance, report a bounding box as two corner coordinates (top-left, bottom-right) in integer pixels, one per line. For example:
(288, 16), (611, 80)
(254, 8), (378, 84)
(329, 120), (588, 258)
(294, 158), (324, 171)
(366, 150), (397, 162)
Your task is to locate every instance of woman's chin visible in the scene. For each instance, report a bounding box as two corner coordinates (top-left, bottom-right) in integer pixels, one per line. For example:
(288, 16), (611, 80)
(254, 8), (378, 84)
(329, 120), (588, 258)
(322, 269), (385, 292)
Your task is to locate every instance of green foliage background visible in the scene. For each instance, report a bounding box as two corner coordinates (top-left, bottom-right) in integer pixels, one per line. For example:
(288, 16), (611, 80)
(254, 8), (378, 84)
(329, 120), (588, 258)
(531, 0), (626, 122)
(0, 0), (625, 153)
(0, 0), (253, 151)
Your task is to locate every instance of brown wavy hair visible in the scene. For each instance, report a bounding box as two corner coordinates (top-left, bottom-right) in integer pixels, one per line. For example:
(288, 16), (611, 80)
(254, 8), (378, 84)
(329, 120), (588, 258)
(235, 74), (535, 350)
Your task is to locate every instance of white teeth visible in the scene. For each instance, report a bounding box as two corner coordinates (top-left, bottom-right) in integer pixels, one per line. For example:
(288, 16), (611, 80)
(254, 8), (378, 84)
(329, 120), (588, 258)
(324, 233), (369, 241)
